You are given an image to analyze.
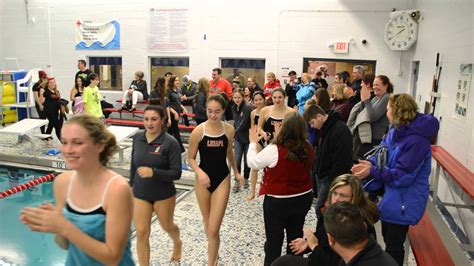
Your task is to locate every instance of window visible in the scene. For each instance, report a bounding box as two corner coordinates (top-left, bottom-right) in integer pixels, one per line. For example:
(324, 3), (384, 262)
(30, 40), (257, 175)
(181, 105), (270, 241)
(89, 57), (122, 91)
(221, 58), (266, 87)
(302, 58), (376, 89)
(150, 57), (189, 88)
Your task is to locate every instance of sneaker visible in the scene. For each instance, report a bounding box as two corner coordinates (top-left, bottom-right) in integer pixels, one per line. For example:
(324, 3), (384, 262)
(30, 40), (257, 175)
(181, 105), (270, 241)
(118, 106), (126, 112)
(243, 180), (249, 189)
(128, 107), (136, 112)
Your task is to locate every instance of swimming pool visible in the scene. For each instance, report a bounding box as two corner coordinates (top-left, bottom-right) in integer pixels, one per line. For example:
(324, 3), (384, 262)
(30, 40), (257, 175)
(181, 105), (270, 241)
(0, 165), (191, 265)
(0, 165), (66, 266)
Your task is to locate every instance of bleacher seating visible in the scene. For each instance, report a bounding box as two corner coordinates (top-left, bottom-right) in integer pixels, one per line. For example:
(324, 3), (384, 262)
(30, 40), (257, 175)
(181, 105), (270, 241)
(104, 118), (196, 132)
(408, 212), (455, 266)
(407, 145), (474, 266)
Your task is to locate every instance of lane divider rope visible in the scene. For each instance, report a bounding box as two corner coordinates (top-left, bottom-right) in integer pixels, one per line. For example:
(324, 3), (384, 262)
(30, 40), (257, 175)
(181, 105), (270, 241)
(0, 173), (56, 199)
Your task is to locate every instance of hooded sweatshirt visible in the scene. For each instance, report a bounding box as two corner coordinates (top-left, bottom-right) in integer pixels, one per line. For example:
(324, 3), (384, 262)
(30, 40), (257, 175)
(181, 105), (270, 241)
(315, 110), (353, 182)
(365, 113), (439, 225)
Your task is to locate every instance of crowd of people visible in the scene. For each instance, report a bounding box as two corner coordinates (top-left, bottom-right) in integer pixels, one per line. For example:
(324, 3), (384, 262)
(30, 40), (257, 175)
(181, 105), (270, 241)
(22, 62), (440, 266)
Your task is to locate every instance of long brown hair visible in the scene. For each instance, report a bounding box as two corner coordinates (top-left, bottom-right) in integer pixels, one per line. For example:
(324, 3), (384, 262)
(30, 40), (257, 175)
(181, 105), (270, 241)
(314, 88), (331, 111)
(197, 78), (210, 95)
(274, 112), (312, 168)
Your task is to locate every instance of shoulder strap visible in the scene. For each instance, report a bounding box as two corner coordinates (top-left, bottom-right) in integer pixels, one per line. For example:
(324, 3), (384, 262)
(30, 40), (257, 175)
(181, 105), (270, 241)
(66, 172), (76, 200)
(100, 175), (121, 206)
(201, 122), (206, 140)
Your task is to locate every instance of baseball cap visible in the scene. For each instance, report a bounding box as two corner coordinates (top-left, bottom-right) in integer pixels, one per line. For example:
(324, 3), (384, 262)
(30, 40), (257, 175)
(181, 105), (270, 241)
(38, 70), (48, 78)
(183, 75), (190, 83)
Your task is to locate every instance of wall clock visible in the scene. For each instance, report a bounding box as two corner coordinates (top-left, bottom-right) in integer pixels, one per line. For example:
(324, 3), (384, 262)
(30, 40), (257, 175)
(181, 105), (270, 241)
(384, 10), (420, 51)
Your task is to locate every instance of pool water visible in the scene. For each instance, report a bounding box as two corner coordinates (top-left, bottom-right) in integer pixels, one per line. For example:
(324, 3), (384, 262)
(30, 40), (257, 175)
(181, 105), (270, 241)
(0, 166), (66, 266)
(0, 166), (190, 265)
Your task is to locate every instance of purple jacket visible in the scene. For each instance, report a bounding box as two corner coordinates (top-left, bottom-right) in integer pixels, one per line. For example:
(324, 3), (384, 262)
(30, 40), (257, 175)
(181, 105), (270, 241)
(365, 113), (439, 225)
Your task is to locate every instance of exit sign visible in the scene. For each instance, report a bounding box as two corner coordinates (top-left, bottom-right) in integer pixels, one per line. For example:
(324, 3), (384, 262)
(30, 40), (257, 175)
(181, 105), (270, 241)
(334, 42), (349, 53)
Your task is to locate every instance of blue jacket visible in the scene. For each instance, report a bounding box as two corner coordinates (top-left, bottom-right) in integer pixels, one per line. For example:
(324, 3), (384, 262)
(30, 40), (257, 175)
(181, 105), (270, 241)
(365, 113), (439, 225)
(296, 82), (316, 114)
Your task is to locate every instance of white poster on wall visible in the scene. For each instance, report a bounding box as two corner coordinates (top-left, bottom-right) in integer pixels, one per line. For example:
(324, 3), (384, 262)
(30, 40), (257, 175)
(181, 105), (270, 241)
(148, 8), (188, 52)
(75, 20), (120, 50)
(454, 64), (472, 119)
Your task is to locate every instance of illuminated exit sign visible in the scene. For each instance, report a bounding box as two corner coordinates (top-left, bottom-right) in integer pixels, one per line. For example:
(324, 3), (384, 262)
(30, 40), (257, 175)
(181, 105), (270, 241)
(334, 42), (349, 53)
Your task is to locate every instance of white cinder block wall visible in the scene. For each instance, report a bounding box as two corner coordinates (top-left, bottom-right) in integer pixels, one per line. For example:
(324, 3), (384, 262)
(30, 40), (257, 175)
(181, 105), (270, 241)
(1, 0), (411, 92)
(411, 0), (474, 243)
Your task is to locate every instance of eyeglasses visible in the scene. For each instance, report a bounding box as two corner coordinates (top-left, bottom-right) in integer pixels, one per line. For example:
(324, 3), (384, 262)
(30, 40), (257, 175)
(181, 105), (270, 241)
(331, 191), (352, 200)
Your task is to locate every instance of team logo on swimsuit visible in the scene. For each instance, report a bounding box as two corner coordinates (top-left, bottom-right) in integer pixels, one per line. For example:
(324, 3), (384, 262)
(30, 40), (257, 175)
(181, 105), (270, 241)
(271, 120), (282, 126)
(207, 140), (224, 147)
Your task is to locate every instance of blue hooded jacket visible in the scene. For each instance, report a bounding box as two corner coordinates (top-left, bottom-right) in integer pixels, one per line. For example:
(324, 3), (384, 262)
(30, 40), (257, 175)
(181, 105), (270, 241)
(365, 113), (439, 225)
(296, 82), (316, 114)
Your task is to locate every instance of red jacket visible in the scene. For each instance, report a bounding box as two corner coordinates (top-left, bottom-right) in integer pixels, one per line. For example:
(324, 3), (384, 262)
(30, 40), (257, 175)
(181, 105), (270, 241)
(210, 78), (232, 98)
(259, 145), (313, 196)
(263, 79), (282, 98)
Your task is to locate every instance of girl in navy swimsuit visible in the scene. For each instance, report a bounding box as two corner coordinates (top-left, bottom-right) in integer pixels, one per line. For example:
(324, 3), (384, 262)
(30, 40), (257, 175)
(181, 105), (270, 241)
(257, 88), (296, 146)
(188, 94), (243, 265)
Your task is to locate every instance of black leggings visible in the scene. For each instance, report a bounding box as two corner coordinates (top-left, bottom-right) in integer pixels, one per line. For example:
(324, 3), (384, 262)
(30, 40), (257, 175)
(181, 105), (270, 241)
(35, 105), (47, 134)
(263, 192), (313, 265)
(45, 112), (63, 140)
(381, 221), (409, 266)
(168, 117), (184, 153)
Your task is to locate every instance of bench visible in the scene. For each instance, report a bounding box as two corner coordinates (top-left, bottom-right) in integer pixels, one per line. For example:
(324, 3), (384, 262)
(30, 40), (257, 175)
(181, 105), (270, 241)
(116, 99), (149, 104)
(408, 212), (455, 266)
(104, 118), (197, 132)
(0, 118), (49, 150)
(430, 146), (474, 252)
(104, 108), (196, 117)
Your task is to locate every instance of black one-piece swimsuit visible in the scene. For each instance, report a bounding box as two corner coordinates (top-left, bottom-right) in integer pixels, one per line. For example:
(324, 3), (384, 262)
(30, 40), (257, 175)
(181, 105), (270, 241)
(198, 122), (229, 193)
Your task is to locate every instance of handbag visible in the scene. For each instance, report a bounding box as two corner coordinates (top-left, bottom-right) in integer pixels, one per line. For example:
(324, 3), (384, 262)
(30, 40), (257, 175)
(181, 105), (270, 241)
(364, 145), (388, 169)
(362, 145), (388, 194)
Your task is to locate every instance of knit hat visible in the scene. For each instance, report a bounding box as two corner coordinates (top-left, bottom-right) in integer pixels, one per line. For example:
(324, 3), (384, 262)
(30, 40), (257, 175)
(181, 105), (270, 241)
(183, 75), (190, 83)
(38, 70), (48, 78)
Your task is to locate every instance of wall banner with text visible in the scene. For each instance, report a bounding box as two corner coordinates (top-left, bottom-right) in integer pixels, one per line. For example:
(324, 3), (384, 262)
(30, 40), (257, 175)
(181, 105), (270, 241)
(75, 20), (120, 50)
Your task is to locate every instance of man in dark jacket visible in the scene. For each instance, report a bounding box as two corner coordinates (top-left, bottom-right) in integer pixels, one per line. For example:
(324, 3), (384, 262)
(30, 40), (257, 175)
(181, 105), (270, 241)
(180, 75), (197, 106)
(304, 105), (353, 219)
(325, 202), (397, 266)
(285, 70), (298, 108)
(350, 65), (365, 105)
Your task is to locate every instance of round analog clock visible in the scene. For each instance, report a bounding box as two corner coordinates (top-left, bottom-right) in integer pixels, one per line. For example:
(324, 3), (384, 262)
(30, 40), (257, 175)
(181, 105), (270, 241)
(384, 11), (419, 51)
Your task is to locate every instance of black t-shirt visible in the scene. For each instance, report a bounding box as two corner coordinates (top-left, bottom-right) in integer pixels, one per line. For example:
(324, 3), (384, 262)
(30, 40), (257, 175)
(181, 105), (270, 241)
(75, 69), (92, 87)
(312, 78), (329, 89)
(32, 81), (43, 110)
